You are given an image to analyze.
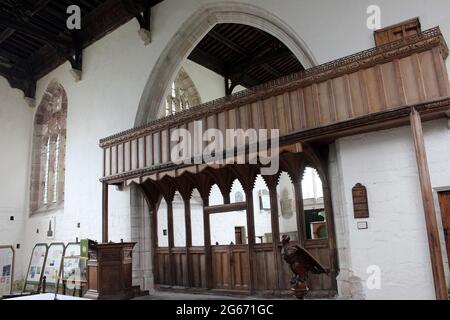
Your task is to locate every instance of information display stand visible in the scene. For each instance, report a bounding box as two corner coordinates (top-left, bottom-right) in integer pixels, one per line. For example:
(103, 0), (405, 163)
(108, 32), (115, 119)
(24, 244), (48, 293)
(61, 242), (87, 297)
(41, 243), (65, 293)
(0, 246), (14, 297)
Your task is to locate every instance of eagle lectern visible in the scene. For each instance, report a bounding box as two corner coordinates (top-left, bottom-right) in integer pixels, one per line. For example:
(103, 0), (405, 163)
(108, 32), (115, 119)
(84, 242), (136, 300)
(281, 235), (329, 299)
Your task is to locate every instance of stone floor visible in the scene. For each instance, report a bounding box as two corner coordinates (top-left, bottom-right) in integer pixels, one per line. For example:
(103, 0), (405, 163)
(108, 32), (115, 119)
(133, 290), (295, 300)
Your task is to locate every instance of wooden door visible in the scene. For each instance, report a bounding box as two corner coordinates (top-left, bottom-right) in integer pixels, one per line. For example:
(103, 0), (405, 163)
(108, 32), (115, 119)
(229, 245), (250, 291)
(211, 245), (250, 292)
(438, 192), (450, 262)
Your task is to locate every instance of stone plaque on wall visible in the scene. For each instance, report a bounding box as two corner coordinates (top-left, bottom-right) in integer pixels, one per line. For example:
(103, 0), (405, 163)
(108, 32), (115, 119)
(352, 183), (369, 219)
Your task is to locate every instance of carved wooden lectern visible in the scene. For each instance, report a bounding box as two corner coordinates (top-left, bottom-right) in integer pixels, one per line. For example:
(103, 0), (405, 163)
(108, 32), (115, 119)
(84, 242), (136, 300)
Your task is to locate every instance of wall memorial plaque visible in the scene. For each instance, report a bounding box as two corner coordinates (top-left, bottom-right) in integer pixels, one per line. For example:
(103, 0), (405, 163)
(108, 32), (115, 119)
(24, 243), (48, 292)
(0, 246), (14, 297)
(352, 183), (369, 219)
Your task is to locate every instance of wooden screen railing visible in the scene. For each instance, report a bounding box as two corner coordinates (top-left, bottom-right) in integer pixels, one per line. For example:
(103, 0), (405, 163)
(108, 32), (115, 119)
(100, 27), (449, 184)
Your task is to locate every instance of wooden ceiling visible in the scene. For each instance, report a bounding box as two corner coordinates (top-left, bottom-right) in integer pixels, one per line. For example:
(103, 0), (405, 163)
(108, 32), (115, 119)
(188, 23), (304, 94)
(0, 0), (162, 99)
(0, 2), (303, 100)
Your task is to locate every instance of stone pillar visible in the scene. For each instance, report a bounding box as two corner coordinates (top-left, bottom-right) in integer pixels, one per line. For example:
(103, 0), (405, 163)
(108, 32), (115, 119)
(130, 184), (154, 292)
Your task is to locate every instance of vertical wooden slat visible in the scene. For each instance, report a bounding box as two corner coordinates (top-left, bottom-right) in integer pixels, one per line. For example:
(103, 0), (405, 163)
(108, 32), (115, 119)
(327, 80), (337, 123)
(312, 83), (321, 126)
(203, 197), (212, 289)
(375, 65), (388, 110)
(293, 179), (306, 246)
(108, 147), (112, 176)
(268, 180), (281, 290)
(393, 59), (407, 105)
(167, 200), (175, 286)
(102, 148), (106, 177)
(298, 88), (307, 128)
(410, 108), (448, 300)
(153, 132), (160, 165)
(412, 53), (427, 101)
(432, 47), (450, 97)
(245, 191), (256, 293)
(358, 70), (370, 114)
(146, 134), (153, 167)
(184, 198), (193, 287)
(102, 183), (108, 243)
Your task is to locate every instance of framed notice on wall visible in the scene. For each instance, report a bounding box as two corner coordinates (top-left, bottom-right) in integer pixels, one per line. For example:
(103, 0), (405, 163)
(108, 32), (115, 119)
(0, 246), (14, 297)
(24, 243), (48, 292)
(42, 243), (65, 292)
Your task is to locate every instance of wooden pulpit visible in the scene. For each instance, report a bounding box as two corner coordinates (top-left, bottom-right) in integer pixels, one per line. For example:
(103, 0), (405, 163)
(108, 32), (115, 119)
(84, 242), (136, 300)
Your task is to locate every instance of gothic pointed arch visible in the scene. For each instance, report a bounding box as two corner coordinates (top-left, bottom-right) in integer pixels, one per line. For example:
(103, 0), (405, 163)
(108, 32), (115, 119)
(29, 80), (67, 214)
(134, 1), (316, 125)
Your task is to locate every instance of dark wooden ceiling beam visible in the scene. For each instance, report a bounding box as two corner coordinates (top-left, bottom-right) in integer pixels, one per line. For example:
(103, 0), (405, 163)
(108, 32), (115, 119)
(261, 63), (283, 78)
(229, 48), (291, 75)
(0, 48), (24, 64)
(0, 65), (35, 99)
(0, 0), (165, 99)
(207, 30), (249, 57)
(0, 13), (71, 48)
(189, 48), (259, 89)
(0, 0), (52, 45)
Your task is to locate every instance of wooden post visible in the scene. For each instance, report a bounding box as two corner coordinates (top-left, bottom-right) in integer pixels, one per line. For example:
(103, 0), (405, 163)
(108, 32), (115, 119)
(292, 178), (306, 246)
(167, 199), (175, 286)
(265, 177), (282, 290)
(410, 108), (448, 300)
(102, 182), (108, 243)
(245, 190), (256, 293)
(203, 197), (213, 289)
(184, 198), (193, 287)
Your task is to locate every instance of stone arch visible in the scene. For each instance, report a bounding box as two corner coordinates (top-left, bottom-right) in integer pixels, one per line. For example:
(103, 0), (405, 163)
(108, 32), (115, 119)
(130, 2), (317, 292)
(134, 1), (317, 126)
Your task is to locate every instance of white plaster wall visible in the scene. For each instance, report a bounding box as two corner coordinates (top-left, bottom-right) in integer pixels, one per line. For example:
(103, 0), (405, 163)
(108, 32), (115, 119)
(330, 119), (450, 300)
(182, 60), (225, 103)
(0, 77), (34, 287)
(0, 0), (449, 295)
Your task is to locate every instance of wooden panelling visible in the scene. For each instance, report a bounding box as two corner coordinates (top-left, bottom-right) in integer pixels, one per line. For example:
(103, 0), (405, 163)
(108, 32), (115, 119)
(254, 245), (277, 290)
(155, 242), (334, 294)
(304, 243), (331, 292)
(210, 245), (250, 291)
(189, 247), (207, 288)
(212, 247), (231, 290)
(100, 28), (449, 182)
(145, 135), (153, 167)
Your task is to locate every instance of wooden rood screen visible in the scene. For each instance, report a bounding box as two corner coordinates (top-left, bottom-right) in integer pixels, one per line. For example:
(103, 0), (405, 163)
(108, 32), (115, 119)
(99, 27), (450, 297)
(100, 27), (450, 184)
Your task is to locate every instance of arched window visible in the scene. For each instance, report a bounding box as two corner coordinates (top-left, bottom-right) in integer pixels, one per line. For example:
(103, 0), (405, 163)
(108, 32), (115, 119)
(165, 67), (201, 116)
(30, 81), (67, 213)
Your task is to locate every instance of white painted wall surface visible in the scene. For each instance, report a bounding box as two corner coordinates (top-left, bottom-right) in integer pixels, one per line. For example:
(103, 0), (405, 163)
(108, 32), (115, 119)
(182, 60), (226, 103)
(0, 77), (34, 286)
(330, 119), (450, 300)
(0, 0), (449, 297)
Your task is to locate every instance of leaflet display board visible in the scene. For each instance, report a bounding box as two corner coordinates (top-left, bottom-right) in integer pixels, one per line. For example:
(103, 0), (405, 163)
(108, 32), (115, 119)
(61, 243), (87, 295)
(24, 243), (48, 292)
(42, 243), (65, 292)
(0, 246), (14, 297)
